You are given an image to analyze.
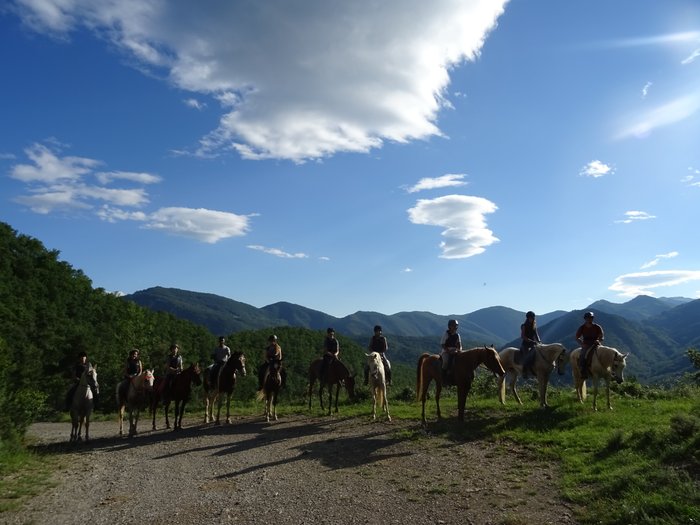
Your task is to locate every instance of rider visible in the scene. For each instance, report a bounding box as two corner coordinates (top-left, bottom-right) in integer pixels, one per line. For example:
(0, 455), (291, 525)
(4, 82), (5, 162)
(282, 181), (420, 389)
(319, 328), (340, 382)
(440, 319), (462, 385)
(518, 311), (541, 376)
(575, 312), (604, 379)
(118, 348), (143, 399)
(210, 336), (231, 387)
(365, 325), (391, 386)
(66, 351), (92, 410)
(163, 343), (183, 401)
(258, 334), (285, 390)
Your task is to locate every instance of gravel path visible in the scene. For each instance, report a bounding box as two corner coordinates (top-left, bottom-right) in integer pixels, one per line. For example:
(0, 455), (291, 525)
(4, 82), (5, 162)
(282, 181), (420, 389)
(6, 413), (578, 525)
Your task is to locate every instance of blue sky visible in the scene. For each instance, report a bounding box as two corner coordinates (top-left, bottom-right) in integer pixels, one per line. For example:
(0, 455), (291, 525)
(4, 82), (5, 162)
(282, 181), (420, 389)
(2, 0), (700, 318)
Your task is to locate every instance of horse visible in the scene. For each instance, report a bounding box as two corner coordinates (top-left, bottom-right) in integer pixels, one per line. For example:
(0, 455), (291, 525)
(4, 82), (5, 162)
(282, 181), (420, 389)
(70, 364), (99, 442)
(570, 345), (629, 411)
(117, 369), (155, 437)
(256, 359), (282, 422)
(366, 352), (390, 421)
(308, 357), (356, 415)
(498, 343), (568, 408)
(203, 351), (246, 425)
(163, 363), (202, 430)
(416, 346), (506, 424)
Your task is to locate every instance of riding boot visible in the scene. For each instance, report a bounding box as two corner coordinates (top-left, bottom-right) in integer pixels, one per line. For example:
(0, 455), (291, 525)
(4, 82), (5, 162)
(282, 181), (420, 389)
(579, 350), (588, 379)
(386, 368), (392, 386)
(281, 368), (287, 389)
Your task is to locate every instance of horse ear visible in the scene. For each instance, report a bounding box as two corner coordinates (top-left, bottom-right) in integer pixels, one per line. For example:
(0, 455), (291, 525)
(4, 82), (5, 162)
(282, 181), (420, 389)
(623, 352), (630, 358)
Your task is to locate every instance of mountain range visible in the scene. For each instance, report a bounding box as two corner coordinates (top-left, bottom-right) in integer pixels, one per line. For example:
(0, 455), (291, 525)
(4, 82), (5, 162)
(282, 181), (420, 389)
(123, 287), (700, 383)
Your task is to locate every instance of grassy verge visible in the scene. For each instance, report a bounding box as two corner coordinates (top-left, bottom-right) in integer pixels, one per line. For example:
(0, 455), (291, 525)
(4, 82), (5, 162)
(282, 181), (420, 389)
(2, 381), (699, 524)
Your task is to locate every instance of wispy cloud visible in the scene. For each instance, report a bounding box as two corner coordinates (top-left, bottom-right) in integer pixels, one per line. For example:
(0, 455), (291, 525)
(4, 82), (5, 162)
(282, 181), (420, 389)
(8, 142), (254, 243)
(597, 31), (700, 48)
(247, 245), (309, 259)
(407, 194), (499, 259)
(609, 270), (700, 297)
(184, 98), (207, 110)
(642, 81), (652, 99)
(405, 174), (468, 193)
(683, 167), (700, 187)
(12, 0), (508, 162)
(615, 210), (656, 224)
(402, 267), (413, 273)
(641, 251), (679, 270)
(681, 48), (700, 65)
(579, 160), (614, 178)
(615, 94), (700, 139)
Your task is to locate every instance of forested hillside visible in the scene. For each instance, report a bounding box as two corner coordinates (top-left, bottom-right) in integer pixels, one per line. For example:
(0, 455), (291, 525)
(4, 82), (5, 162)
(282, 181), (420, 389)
(0, 223), (214, 444)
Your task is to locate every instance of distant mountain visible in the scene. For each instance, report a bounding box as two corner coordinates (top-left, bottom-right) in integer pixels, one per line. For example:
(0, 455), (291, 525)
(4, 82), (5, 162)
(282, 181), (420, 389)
(122, 287), (698, 383)
(587, 295), (687, 322)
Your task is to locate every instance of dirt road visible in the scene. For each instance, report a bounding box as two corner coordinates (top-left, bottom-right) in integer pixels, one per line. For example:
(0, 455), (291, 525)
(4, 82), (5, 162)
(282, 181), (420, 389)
(5, 414), (577, 524)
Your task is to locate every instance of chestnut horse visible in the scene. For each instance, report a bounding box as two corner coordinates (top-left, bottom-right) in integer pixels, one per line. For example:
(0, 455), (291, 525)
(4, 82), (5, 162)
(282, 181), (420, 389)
(204, 351), (246, 424)
(570, 345), (629, 411)
(163, 363), (202, 430)
(416, 346), (505, 424)
(70, 364), (99, 443)
(256, 359), (282, 422)
(497, 343), (567, 408)
(308, 357), (356, 415)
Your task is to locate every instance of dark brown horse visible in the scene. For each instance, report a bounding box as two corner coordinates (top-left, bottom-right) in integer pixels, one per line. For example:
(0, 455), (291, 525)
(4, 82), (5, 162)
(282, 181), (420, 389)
(257, 359), (282, 422)
(416, 346), (506, 424)
(163, 363), (202, 431)
(204, 351), (246, 425)
(308, 357), (356, 415)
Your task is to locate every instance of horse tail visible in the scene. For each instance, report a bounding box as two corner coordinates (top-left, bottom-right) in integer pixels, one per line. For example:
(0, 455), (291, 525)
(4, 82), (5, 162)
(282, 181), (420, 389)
(416, 353), (429, 402)
(580, 381), (587, 400)
(497, 373), (506, 404)
(256, 389), (265, 402)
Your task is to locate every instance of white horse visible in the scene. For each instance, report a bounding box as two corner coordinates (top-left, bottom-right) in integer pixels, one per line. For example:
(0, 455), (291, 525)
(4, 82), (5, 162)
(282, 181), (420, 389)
(570, 345), (629, 411)
(366, 352), (390, 421)
(498, 343), (567, 408)
(70, 364), (99, 442)
(117, 369), (155, 437)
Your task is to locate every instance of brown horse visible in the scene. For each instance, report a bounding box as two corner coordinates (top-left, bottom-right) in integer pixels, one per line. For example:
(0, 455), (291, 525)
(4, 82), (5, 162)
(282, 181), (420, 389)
(416, 346), (506, 424)
(308, 357), (356, 415)
(163, 363), (202, 431)
(117, 369), (155, 437)
(204, 351), (246, 424)
(256, 359), (282, 422)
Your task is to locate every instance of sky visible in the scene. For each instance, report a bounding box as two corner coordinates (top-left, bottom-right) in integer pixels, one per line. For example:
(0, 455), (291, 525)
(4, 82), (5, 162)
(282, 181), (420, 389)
(2, 0), (700, 318)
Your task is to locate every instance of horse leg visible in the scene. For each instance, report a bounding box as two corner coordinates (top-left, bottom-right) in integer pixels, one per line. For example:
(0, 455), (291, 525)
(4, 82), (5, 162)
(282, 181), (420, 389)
(371, 388), (377, 420)
(215, 395), (223, 425)
(84, 415), (90, 442)
(383, 386), (391, 422)
(592, 377), (600, 411)
(538, 375), (549, 408)
(225, 393), (232, 424)
(204, 396), (210, 424)
(333, 383), (339, 414)
(511, 374), (523, 405)
(435, 383), (442, 420)
(605, 378), (613, 410)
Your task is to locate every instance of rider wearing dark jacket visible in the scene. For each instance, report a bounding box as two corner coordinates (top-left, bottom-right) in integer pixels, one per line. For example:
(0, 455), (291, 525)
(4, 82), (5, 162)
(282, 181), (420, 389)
(519, 311), (541, 374)
(364, 325), (391, 385)
(575, 312), (604, 378)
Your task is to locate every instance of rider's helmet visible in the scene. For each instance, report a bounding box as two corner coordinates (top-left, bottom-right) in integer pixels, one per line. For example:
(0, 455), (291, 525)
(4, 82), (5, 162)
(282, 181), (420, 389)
(78, 351), (87, 358)
(129, 348), (139, 357)
(269, 334), (278, 342)
(526, 311), (536, 319)
(374, 325), (382, 332)
(448, 319), (459, 328)
(327, 327), (335, 335)
(218, 336), (226, 343)
(584, 311), (595, 319)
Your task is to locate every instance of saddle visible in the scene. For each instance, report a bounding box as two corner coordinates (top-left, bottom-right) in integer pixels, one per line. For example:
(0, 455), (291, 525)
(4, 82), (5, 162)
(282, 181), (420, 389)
(580, 344), (598, 378)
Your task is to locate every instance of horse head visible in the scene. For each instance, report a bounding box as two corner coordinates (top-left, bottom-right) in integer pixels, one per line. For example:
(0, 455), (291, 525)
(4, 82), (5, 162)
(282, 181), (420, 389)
(366, 352), (383, 379)
(231, 351), (247, 377)
(190, 363), (202, 386)
(484, 346), (506, 377)
(87, 365), (100, 395)
(344, 374), (356, 400)
(610, 351), (629, 384)
(143, 369), (155, 390)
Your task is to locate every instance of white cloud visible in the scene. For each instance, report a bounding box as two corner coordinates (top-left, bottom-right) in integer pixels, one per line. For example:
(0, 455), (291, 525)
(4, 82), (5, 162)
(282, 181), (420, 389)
(681, 48), (700, 65)
(184, 98), (206, 110)
(402, 267), (413, 273)
(406, 173), (467, 193)
(10, 143), (100, 183)
(12, 0), (509, 162)
(642, 81), (652, 98)
(609, 270), (700, 297)
(318, 256), (330, 262)
(145, 207), (252, 243)
(247, 245), (309, 259)
(614, 210), (656, 224)
(615, 94), (700, 139)
(640, 251), (679, 270)
(14, 190), (91, 214)
(95, 171), (162, 185)
(407, 194), (499, 259)
(579, 160), (614, 178)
